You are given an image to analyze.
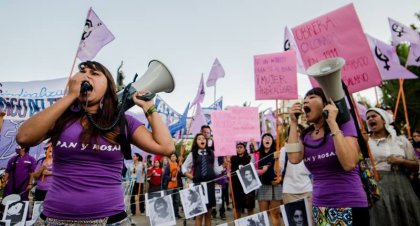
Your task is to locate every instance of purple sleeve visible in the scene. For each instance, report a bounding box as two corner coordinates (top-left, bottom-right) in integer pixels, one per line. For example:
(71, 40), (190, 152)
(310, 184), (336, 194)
(5, 157), (14, 173)
(125, 114), (145, 137)
(340, 118), (358, 138)
(30, 156), (37, 172)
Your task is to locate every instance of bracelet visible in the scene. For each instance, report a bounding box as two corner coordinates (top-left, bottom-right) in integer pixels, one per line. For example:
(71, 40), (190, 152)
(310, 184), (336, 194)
(285, 143), (302, 153)
(330, 130), (343, 137)
(144, 105), (157, 117)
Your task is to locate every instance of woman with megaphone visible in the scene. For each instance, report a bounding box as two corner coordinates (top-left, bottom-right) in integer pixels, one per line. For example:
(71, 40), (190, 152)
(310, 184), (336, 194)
(16, 61), (174, 225)
(286, 87), (369, 226)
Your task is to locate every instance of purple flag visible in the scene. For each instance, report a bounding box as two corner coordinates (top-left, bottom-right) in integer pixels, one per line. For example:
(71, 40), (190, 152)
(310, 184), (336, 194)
(206, 58), (225, 87)
(366, 34), (417, 80)
(190, 104), (208, 135)
(77, 8), (115, 61)
(407, 43), (420, 67)
(191, 74), (205, 108)
(388, 18), (420, 46)
(283, 26), (306, 74)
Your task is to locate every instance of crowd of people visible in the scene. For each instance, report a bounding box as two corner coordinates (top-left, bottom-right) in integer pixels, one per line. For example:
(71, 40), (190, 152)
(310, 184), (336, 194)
(0, 61), (419, 226)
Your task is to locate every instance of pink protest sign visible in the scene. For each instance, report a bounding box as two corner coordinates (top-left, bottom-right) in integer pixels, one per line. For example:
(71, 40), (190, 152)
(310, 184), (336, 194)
(291, 3), (381, 93)
(254, 51), (298, 100)
(229, 107), (261, 142)
(211, 110), (236, 156)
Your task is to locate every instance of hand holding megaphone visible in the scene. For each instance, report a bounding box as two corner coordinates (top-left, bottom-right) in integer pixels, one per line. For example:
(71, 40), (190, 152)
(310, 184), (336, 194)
(322, 98), (339, 124)
(289, 103), (303, 122)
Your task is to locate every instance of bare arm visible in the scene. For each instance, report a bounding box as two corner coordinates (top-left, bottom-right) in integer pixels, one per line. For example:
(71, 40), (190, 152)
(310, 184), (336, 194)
(130, 92), (174, 156)
(287, 103), (304, 164)
(325, 100), (359, 171)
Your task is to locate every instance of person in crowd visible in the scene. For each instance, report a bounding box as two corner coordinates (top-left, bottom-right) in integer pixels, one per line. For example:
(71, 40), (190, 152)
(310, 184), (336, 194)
(413, 129), (420, 159)
(251, 133), (282, 226)
(280, 125), (313, 214)
(365, 108), (420, 225)
(287, 87), (369, 225)
(201, 124), (231, 218)
(126, 153), (146, 215)
(148, 160), (163, 193)
(182, 133), (224, 226)
(231, 142), (256, 219)
(411, 128), (420, 199)
(2, 145), (36, 201)
(162, 152), (182, 219)
(16, 61), (174, 225)
(31, 143), (54, 201)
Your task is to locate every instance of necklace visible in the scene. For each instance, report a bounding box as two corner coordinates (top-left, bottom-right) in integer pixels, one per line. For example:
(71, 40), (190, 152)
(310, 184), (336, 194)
(314, 128), (320, 134)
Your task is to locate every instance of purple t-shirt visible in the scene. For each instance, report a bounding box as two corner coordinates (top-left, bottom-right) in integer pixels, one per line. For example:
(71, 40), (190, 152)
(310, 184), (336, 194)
(303, 119), (368, 208)
(4, 153), (36, 200)
(34, 160), (53, 191)
(43, 114), (143, 219)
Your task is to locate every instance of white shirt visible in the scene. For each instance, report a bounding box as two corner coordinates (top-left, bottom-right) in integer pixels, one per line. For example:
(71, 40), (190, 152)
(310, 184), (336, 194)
(126, 162), (146, 183)
(181, 150), (223, 175)
(279, 147), (313, 194)
(368, 134), (416, 171)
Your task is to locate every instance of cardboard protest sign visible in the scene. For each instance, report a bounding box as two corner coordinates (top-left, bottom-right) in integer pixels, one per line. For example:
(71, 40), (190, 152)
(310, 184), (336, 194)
(291, 3), (381, 93)
(254, 51), (298, 100)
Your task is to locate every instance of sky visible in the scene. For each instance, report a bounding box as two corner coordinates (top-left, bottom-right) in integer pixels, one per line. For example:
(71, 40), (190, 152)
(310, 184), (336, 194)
(0, 0), (418, 114)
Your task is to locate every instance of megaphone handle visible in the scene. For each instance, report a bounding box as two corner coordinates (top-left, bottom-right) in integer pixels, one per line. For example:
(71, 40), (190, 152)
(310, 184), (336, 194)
(322, 110), (329, 119)
(137, 92), (156, 101)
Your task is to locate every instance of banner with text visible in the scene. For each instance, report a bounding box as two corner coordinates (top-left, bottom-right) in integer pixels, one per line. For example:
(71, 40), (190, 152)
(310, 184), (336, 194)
(291, 3), (381, 93)
(0, 77), (67, 120)
(254, 51), (298, 100)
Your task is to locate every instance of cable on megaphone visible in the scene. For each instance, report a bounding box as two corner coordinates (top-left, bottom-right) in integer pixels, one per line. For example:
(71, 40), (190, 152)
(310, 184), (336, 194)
(80, 81), (93, 94)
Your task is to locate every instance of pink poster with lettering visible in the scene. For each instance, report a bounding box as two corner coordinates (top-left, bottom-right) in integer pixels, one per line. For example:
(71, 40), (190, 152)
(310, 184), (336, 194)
(211, 110), (236, 156)
(254, 51), (298, 100)
(291, 3), (381, 93)
(229, 107), (261, 142)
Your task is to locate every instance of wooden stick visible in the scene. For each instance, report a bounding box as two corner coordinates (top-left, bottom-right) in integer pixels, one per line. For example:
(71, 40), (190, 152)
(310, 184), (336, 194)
(350, 95), (379, 181)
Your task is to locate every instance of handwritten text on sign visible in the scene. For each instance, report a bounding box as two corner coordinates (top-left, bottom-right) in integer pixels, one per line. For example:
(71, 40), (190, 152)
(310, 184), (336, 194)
(291, 3), (381, 93)
(254, 51), (298, 100)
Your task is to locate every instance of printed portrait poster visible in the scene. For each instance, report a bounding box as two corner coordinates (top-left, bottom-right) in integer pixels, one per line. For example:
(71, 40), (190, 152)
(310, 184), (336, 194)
(147, 195), (176, 226)
(2, 201), (29, 226)
(237, 163), (262, 194)
(180, 185), (207, 219)
(280, 197), (312, 226)
(31, 201), (43, 221)
(145, 191), (164, 216)
(291, 3), (381, 93)
(234, 211), (270, 226)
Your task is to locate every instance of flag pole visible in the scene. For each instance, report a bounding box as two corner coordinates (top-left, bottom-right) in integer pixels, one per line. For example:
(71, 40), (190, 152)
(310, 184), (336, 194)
(65, 8), (92, 92)
(214, 83), (217, 104)
(400, 80), (411, 138)
(273, 99), (281, 184)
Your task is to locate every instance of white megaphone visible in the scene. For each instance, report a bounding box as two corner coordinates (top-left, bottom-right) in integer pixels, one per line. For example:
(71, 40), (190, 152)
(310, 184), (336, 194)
(117, 60), (175, 111)
(306, 57), (350, 124)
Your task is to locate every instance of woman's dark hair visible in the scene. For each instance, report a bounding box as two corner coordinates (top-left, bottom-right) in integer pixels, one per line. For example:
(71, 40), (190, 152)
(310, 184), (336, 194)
(241, 167), (255, 186)
(286, 200), (308, 226)
(134, 153), (142, 161)
(258, 133), (276, 156)
(191, 133), (214, 168)
(301, 87), (331, 148)
(50, 61), (119, 145)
